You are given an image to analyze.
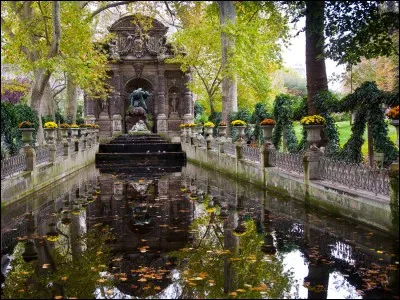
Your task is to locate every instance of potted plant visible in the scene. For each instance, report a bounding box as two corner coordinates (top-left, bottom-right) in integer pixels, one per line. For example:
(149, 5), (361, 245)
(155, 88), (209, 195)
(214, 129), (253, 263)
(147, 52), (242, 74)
(300, 115), (326, 146)
(44, 121), (58, 143)
(59, 123), (70, 140)
(259, 118), (276, 142)
(231, 119), (247, 141)
(18, 121), (35, 145)
(387, 105), (399, 148)
(46, 223), (60, 242)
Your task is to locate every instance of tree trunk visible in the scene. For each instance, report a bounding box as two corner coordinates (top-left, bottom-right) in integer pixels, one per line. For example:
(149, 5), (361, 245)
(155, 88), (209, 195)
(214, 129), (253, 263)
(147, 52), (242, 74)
(66, 74), (78, 123)
(305, 1), (328, 115)
(40, 82), (55, 120)
(30, 69), (52, 145)
(218, 1), (237, 122)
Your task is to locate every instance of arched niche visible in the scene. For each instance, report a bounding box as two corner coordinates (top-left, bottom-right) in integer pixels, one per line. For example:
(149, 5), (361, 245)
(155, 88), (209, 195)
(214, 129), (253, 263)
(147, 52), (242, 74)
(123, 77), (155, 116)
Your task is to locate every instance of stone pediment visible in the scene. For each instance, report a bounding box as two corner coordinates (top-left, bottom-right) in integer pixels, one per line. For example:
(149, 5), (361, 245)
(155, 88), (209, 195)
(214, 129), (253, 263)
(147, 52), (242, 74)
(109, 15), (167, 33)
(108, 15), (170, 59)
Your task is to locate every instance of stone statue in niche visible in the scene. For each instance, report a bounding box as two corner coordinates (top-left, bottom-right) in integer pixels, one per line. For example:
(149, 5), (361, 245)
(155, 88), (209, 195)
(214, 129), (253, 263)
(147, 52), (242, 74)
(170, 92), (178, 114)
(129, 88), (150, 113)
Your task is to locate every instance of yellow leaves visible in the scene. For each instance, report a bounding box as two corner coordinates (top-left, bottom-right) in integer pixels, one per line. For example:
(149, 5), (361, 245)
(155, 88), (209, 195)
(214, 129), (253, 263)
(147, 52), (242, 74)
(376, 250), (384, 254)
(20, 271), (30, 275)
(96, 279), (107, 283)
(60, 276), (68, 281)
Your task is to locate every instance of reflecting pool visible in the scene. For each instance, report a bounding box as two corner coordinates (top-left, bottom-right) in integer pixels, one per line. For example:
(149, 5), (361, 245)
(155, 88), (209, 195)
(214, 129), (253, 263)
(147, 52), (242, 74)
(1, 163), (399, 299)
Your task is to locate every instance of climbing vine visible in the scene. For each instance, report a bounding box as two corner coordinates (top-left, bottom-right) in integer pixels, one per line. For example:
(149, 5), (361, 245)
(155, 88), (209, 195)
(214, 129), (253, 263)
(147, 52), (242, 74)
(272, 94), (298, 152)
(338, 81), (397, 165)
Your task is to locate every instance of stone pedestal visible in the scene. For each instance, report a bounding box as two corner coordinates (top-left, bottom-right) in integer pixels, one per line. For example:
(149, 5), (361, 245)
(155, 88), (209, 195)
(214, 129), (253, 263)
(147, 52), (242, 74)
(303, 147), (323, 181)
(112, 114), (122, 136)
(49, 144), (57, 162)
(157, 114), (168, 133)
(24, 146), (36, 171)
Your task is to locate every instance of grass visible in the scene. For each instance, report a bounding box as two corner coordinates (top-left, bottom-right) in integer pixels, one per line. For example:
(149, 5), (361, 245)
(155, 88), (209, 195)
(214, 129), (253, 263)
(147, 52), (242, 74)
(292, 120), (397, 155)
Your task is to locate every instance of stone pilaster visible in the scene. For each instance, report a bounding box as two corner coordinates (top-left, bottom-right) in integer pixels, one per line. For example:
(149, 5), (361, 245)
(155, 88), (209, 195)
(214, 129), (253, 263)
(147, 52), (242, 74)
(112, 114), (122, 136)
(24, 146), (36, 171)
(183, 72), (193, 123)
(157, 74), (167, 133)
(303, 146), (323, 181)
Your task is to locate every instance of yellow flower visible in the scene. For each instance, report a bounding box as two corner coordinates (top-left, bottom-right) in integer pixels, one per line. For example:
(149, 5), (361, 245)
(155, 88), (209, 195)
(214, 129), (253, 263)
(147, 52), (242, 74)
(204, 121), (215, 127)
(44, 121), (58, 129)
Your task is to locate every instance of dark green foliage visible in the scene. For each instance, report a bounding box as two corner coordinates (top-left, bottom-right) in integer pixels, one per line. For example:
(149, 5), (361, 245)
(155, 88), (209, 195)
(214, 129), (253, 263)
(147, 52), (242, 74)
(1, 103), (39, 157)
(313, 91), (340, 156)
(272, 94), (298, 152)
(292, 96), (307, 121)
(55, 111), (65, 124)
(65, 115), (73, 125)
(338, 82), (398, 165)
(194, 101), (205, 118)
(250, 102), (272, 143)
(76, 117), (84, 125)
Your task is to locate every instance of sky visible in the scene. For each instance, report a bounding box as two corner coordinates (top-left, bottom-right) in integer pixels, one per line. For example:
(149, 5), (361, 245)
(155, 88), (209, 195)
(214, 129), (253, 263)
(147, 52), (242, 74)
(282, 19), (346, 92)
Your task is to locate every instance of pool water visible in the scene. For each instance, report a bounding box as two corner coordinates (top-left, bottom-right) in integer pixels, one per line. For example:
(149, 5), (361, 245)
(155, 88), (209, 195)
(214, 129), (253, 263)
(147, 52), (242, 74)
(1, 163), (399, 299)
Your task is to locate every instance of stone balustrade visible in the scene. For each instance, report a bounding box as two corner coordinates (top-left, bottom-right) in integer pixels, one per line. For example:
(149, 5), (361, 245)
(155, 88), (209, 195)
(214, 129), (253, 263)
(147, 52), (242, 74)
(1, 132), (100, 205)
(182, 135), (399, 235)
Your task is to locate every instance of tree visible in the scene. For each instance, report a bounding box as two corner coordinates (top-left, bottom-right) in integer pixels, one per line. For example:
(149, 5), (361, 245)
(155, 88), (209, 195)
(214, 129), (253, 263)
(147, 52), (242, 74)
(168, 2), (289, 116)
(285, 1), (399, 114)
(217, 1), (237, 122)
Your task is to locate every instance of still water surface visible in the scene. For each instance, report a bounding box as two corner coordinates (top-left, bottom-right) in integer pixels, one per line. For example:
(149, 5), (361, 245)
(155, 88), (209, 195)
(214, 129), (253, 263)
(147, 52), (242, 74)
(1, 163), (399, 299)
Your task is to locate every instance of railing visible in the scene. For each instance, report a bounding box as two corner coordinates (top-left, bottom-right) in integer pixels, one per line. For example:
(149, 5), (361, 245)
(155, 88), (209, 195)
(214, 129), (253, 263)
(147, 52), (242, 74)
(223, 142), (236, 156)
(35, 146), (50, 165)
(69, 141), (76, 153)
(1, 152), (27, 179)
(242, 145), (260, 163)
(269, 150), (304, 174)
(319, 156), (390, 196)
(198, 136), (207, 148)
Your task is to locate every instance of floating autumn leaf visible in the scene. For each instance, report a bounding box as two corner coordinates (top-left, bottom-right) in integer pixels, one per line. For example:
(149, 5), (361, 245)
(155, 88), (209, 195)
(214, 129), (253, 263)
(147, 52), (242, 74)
(97, 279), (107, 283)
(236, 289), (246, 293)
(96, 251), (103, 255)
(20, 271), (29, 275)
(138, 278), (147, 282)
(120, 277), (128, 281)
(154, 286), (161, 291)
(60, 276), (68, 281)
(54, 296), (63, 299)
(229, 292), (237, 296)
(42, 264), (50, 269)
(106, 290), (114, 295)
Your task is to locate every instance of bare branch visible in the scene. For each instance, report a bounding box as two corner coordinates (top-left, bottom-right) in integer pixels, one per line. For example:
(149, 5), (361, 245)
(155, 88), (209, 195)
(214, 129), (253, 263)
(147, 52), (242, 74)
(193, 65), (211, 94)
(53, 86), (66, 97)
(79, 1), (90, 9)
(90, 1), (136, 18)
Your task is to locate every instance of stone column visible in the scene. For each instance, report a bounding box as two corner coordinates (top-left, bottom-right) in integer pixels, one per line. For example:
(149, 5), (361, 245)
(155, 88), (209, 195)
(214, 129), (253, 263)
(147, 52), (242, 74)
(157, 74), (168, 133)
(183, 72), (194, 123)
(63, 140), (70, 157)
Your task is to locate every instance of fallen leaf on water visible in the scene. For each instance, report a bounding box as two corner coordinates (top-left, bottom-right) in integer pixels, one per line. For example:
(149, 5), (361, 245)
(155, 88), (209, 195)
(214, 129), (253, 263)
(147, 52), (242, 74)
(106, 290), (114, 295)
(42, 264), (50, 269)
(138, 278), (147, 282)
(154, 286), (161, 291)
(97, 279), (106, 283)
(229, 292), (237, 296)
(60, 276), (68, 281)
(236, 289), (246, 292)
(120, 277), (128, 281)
(54, 296), (63, 299)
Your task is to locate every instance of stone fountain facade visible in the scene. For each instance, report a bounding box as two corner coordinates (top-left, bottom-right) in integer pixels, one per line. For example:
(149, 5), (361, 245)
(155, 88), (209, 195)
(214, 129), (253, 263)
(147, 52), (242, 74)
(84, 14), (194, 141)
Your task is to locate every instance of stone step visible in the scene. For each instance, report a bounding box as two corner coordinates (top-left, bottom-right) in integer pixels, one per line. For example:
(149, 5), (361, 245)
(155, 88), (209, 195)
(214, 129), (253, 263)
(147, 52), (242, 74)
(95, 152), (186, 166)
(99, 143), (182, 153)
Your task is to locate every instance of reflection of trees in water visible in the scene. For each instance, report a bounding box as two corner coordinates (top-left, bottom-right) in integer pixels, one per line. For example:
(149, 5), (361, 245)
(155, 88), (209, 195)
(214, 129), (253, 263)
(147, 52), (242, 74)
(2, 225), (114, 299)
(170, 204), (293, 299)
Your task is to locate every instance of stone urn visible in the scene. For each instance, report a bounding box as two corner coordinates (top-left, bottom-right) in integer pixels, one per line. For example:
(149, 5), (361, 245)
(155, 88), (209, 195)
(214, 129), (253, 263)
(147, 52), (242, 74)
(44, 128), (57, 144)
(205, 126), (214, 141)
(260, 125), (275, 142)
(233, 126), (246, 142)
(392, 119), (399, 148)
(196, 125), (203, 137)
(60, 128), (69, 141)
(303, 124), (324, 147)
(218, 125), (227, 138)
(70, 128), (79, 138)
(19, 128), (35, 146)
